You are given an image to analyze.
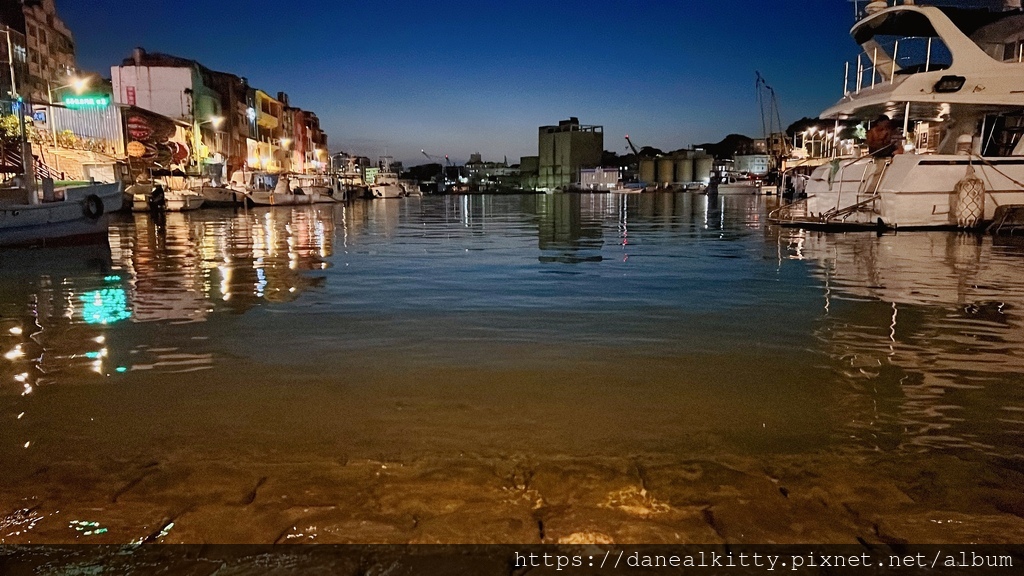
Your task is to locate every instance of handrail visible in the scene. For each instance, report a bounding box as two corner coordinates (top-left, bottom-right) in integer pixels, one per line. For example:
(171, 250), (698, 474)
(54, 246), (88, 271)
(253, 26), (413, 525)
(821, 193), (882, 223)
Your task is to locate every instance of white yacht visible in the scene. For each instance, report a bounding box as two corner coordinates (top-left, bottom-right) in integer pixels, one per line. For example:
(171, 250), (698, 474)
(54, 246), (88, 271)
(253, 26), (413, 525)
(771, 1), (1024, 230)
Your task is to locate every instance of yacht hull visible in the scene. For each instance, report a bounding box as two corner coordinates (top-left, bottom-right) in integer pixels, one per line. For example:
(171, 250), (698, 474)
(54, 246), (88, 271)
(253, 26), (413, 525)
(782, 155), (1024, 229)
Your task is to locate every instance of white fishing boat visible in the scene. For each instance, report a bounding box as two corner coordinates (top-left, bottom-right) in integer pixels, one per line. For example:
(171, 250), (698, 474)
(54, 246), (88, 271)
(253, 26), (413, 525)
(244, 173), (315, 206)
(0, 178), (123, 247)
(371, 157), (407, 199)
(715, 174), (762, 195)
(289, 174), (341, 203)
(129, 185), (205, 212)
(0, 99), (123, 246)
(193, 181), (248, 207)
(608, 184), (642, 194)
(771, 1), (1024, 230)
(128, 170), (205, 213)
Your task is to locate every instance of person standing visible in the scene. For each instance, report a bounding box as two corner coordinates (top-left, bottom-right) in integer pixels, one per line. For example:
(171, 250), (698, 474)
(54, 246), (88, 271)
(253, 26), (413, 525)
(866, 116), (898, 157)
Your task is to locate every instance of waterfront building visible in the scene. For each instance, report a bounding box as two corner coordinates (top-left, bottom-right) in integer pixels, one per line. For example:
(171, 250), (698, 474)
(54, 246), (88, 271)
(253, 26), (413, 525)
(465, 153), (516, 189)
(205, 70), (252, 178)
(578, 167), (623, 191)
(0, 0), (75, 104)
(538, 118), (603, 190)
(111, 49), (227, 172)
(246, 89), (284, 173)
(0, 23), (27, 106)
(733, 154), (770, 176)
(111, 48), (327, 177)
(287, 105), (327, 174)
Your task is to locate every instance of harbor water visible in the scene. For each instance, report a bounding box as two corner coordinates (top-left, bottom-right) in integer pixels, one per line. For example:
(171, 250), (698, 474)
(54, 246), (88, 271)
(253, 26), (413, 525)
(2, 192), (1024, 544)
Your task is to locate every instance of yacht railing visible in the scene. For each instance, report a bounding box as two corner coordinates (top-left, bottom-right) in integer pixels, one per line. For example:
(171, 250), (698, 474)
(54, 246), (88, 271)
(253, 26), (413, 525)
(768, 196), (812, 224)
(843, 34), (952, 96)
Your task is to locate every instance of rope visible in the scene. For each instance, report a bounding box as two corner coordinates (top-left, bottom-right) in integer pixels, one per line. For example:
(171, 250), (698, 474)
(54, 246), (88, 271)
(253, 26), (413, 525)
(970, 154), (1024, 189)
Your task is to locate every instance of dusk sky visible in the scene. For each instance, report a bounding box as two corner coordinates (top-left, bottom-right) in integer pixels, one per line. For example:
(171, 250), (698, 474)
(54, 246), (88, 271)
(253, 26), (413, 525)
(63, 1), (860, 165)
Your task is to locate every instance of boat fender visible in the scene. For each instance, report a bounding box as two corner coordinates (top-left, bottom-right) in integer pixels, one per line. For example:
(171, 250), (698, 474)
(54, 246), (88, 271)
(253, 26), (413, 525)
(953, 164), (985, 229)
(83, 194), (104, 220)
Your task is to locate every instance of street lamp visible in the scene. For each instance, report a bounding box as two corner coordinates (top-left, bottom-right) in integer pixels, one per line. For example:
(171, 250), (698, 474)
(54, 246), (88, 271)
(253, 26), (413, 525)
(46, 75), (89, 176)
(47, 75), (88, 141)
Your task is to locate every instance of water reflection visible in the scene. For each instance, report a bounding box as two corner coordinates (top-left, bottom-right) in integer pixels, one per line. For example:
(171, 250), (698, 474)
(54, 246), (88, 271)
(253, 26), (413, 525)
(778, 229), (1024, 458)
(108, 207), (335, 319)
(1, 206), (340, 394)
(4, 194), (1024, 465)
(0, 244), (122, 396)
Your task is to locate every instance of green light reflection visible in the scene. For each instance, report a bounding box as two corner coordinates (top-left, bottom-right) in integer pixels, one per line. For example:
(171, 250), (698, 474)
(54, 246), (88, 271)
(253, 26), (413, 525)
(80, 288), (131, 325)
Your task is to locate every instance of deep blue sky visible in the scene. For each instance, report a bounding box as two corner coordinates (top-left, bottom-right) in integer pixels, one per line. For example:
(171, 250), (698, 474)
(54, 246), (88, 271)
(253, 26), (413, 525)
(63, 1), (860, 165)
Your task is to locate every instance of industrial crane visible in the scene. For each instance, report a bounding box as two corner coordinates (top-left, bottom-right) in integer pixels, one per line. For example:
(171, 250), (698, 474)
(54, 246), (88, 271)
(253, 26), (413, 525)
(624, 135), (641, 158)
(421, 150), (451, 194)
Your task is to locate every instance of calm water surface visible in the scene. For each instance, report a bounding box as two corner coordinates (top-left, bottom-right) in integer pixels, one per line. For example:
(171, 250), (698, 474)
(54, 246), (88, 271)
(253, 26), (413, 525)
(2, 192), (1024, 542)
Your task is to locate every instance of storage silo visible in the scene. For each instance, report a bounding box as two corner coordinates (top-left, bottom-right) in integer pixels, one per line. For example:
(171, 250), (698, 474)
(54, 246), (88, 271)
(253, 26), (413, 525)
(639, 159), (656, 185)
(675, 157), (693, 184)
(694, 156), (714, 184)
(657, 158), (675, 186)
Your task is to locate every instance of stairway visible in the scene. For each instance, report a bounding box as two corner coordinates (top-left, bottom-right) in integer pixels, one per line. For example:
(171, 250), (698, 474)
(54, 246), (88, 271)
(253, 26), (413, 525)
(0, 142), (61, 180)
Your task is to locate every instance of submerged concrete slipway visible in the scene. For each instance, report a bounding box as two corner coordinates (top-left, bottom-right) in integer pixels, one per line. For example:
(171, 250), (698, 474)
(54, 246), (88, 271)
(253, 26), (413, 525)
(2, 193), (1024, 545)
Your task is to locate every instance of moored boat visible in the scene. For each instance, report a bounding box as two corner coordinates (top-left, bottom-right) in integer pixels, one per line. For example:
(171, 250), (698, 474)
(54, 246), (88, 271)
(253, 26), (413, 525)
(128, 170), (205, 213)
(0, 179), (123, 247)
(246, 173), (315, 206)
(194, 182), (248, 207)
(371, 158), (406, 199)
(771, 1), (1024, 230)
(715, 174), (762, 195)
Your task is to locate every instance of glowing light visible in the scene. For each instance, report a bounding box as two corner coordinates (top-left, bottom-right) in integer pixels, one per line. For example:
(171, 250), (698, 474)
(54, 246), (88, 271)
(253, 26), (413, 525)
(4, 345), (23, 360)
(104, 275), (122, 282)
(9, 327), (22, 335)
(80, 288), (131, 325)
(116, 366), (128, 373)
(94, 336), (105, 344)
(63, 95), (110, 109)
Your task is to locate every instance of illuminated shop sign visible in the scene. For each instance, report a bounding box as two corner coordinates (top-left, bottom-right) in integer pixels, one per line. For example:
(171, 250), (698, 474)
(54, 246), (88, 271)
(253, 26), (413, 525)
(63, 95), (111, 109)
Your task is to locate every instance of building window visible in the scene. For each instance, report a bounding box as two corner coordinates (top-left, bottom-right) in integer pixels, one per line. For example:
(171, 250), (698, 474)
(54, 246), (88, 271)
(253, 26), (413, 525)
(27, 24), (35, 38)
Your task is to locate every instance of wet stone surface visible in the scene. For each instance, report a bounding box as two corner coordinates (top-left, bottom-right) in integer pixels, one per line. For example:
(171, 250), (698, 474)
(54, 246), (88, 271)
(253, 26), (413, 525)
(3, 452), (1024, 545)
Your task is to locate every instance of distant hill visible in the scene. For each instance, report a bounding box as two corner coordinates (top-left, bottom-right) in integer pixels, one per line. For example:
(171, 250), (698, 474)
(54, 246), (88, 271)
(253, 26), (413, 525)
(695, 134), (755, 159)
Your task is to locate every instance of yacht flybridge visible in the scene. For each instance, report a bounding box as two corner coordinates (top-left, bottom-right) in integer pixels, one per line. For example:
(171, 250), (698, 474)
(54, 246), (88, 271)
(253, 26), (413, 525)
(772, 0), (1024, 230)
